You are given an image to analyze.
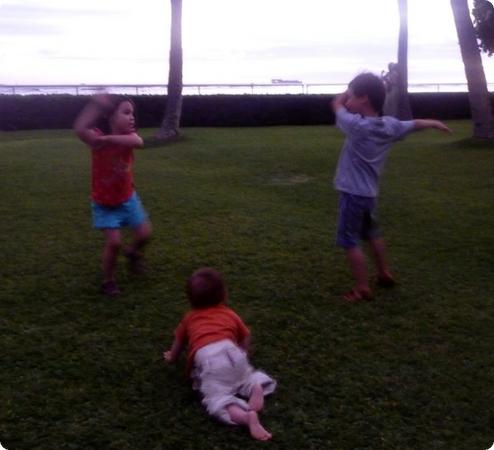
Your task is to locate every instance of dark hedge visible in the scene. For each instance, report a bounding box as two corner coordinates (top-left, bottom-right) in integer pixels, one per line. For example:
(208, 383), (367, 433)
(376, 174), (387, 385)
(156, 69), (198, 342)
(0, 92), (488, 131)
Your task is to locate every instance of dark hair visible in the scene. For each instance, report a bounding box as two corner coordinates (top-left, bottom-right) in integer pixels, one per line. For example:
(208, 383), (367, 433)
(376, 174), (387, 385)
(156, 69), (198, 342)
(349, 72), (386, 114)
(186, 268), (226, 309)
(95, 95), (136, 134)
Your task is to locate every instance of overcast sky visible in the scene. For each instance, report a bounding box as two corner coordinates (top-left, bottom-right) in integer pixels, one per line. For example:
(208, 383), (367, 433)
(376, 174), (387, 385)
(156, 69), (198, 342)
(0, 0), (492, 86)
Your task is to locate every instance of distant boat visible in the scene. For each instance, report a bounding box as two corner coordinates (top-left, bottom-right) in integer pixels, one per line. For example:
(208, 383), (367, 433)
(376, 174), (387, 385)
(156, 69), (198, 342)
(271, 79), (302, 84)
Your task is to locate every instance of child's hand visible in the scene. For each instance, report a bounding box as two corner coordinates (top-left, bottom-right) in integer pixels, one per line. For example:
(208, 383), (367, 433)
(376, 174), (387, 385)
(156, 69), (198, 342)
(332, 91), (349, 112)
(91, 94), (114, 112)
(163, 350), (174, 363)
(339, 90), (350, 104)
(434, 121), (452, 134)
(163, 338), (183, 363)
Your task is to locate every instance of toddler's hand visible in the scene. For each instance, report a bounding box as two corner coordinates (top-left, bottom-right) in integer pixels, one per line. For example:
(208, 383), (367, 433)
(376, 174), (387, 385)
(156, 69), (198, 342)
(92, 94), (114, 112)
(163, 350), (174, 363)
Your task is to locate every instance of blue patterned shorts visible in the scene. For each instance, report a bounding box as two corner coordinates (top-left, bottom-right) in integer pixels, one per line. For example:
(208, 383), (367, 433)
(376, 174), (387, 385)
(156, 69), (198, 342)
(336, 191), (380, 249)
(92, 191), (148, 229)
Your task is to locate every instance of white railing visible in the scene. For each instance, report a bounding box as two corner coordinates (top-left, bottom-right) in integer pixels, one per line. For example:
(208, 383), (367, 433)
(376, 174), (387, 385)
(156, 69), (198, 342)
(0, 82), (488, 96)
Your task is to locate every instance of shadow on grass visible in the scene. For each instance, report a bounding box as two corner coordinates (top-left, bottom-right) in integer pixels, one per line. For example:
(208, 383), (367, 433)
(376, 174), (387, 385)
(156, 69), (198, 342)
(447, 137), (494, 150)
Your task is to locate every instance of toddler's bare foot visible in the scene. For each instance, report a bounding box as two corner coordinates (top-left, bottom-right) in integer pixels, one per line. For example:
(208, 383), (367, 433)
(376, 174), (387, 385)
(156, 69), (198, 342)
(342, 288), (373, 302)
(248, 384), (265, 412)
(247, 411), (272, 441)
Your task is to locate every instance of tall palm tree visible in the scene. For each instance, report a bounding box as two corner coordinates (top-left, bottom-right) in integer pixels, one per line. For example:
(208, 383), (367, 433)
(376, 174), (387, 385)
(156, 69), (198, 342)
(396, 0), (412, 120)
(383, 0), (412, 119)
(451, 0), (494, 139)
(156, 0), (183, 140)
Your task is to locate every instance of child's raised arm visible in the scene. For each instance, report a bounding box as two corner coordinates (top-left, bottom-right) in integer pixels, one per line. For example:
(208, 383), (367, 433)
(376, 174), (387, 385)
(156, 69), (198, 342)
(413, 119), (452, 133)
(331, 91), (349, 113)
(73, 95), (112, 147)
(74, 95), (143, 149)
(163, 337), (185, 363)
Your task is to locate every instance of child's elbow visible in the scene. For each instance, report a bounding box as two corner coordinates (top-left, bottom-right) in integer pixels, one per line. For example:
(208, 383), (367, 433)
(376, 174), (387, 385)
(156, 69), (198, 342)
(74, 128), (93, 145)
(133, 134), (144, 148)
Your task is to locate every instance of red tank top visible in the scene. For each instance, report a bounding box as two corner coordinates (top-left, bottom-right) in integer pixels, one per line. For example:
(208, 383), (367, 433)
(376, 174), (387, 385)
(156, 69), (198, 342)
(91, 136), (135, 206)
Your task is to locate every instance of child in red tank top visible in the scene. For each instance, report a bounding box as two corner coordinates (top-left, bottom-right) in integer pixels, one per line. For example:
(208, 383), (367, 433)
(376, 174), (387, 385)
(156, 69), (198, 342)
(74, 95), (152, 297)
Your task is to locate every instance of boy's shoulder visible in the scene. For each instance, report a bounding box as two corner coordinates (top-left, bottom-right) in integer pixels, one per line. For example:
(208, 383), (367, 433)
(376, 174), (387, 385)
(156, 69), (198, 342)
(337, 107), (414, 142)
(379, 115), (416, 137)
(362, 115), (414, 140)
(337, 108), (377, 131)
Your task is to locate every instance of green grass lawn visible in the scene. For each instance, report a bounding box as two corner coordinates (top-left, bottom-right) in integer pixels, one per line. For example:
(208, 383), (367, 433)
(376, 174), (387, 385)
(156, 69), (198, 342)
(1, 122), (493, 450)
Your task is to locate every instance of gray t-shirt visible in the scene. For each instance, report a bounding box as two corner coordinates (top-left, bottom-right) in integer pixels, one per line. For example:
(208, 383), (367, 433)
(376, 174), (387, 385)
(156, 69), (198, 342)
(333, 107), (415, 197)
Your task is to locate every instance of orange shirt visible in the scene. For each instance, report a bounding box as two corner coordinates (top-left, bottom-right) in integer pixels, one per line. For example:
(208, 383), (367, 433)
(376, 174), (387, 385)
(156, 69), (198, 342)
(91, 130), (135, 206)
(174, 304), (250, 374)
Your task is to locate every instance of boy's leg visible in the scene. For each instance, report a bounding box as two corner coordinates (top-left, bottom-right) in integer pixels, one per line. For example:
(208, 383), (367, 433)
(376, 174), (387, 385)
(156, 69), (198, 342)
(369, 237), (395, 286)
(226, 405), (272, 441)
(337, 193), (373, 300)
(345, 246), (372, 299)
(363, 201), (395, 287)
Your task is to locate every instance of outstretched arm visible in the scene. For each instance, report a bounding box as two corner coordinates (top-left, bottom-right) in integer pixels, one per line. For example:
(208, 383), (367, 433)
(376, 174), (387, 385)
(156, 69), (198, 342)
(163, 337), (185, 363)
(413, 119), (452, 133)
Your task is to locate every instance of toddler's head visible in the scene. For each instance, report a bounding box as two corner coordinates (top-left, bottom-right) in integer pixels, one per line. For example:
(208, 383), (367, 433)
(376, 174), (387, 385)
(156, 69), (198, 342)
(187, 268), (227, 309)
(95, 95), (137, 134)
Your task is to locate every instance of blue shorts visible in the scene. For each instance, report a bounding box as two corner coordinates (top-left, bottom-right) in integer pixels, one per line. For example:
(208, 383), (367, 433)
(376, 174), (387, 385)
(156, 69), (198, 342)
(92, 191), (148, 229)
(336, 192), (380, 249)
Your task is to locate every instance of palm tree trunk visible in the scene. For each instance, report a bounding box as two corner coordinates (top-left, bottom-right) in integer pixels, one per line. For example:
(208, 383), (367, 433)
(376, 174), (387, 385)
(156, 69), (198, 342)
(451, 0), (494, 139)
(396, 0), (413, 120)
(156, 0), (183, 140)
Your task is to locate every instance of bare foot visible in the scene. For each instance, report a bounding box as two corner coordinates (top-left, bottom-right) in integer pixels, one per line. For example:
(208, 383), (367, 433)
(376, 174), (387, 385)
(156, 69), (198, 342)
(248, 384), (265, 412)
(342, 288), (373, 302)
(247, 411), (272, 441)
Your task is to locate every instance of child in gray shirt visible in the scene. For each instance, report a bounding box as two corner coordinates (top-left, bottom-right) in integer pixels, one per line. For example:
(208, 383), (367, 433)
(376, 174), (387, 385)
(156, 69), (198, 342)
(332, 72), (451, 302)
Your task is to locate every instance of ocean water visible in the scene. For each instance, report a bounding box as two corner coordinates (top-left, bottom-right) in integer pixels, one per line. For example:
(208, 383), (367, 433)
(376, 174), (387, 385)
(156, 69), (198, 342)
(0, 82), (477, 96)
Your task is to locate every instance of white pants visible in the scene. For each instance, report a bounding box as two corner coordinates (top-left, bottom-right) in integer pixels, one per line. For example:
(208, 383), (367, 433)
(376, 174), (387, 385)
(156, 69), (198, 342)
(192, 339), (276, 424)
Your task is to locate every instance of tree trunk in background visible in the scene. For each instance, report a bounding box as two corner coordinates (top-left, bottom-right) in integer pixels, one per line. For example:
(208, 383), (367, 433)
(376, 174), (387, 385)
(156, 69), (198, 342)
(156, 0), (183, 140)
(451, 0), (494, 139)
(396, 0), (413, 120)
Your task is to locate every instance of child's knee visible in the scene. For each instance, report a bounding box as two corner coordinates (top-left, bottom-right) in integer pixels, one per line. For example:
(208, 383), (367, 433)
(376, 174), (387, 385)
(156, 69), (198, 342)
(135, 221), (152, 242)
(105, 234), (122, 251)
